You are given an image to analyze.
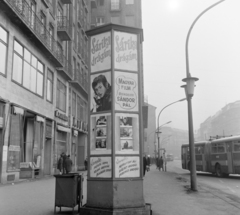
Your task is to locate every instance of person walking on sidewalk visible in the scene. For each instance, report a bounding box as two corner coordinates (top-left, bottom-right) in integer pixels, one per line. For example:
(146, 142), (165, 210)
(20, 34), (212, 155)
(158, 156), (164, 171)
(143, 154), (147, 176)
(57, 154), (63, 175)
(65, 155), (73, 174)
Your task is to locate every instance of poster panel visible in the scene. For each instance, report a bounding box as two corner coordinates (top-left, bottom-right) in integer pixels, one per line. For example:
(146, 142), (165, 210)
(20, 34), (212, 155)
(90, 156), (112, 178)
(90, 113), (112, 155)
(115, 156), (140, 178)
(115, 71), (138, 112)
(90, 72), (111, 113)
(115, 113), (139, 154)
(90, 31), (111, 73)
(114, 31), (138, 71)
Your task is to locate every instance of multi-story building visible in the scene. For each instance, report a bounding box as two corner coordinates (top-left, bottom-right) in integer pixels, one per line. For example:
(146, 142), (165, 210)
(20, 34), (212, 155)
(198, 100), (240, 140)
(0, 0), (90, 184)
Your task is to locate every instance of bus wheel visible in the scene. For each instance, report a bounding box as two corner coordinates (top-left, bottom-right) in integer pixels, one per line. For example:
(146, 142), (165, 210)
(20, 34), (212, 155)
(223, 173), (229, 178)
(215, 164), (223, 177)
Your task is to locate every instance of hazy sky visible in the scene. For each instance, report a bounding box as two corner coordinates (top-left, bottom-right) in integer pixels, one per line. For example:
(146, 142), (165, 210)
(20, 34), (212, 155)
(142, 0), (240, 131)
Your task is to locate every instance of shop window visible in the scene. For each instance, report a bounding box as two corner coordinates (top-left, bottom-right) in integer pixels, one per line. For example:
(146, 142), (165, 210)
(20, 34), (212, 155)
(96, 17), (104, 27)
(56, 79), (67, 112)
(12, 40), (44, 97)
(47, 69), (53, 102)
(0, 26), (8, 75)
(234, 141), (240, 152)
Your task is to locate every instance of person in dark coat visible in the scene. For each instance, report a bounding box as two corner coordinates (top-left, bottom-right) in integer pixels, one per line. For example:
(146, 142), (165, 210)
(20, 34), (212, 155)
(84, 157), (88, 170)
(65, 155), (73, 174)
(57, 154), (63, 174)
(62, 153), (67, 174)
(143, 154), (147, 176)
(158, 156), (164, 171)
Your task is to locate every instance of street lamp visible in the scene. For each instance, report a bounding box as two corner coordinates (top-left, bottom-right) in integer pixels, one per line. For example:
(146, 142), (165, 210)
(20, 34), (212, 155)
(157, 98), (186, 162)
(182, 0), (226, 191)
(156, 121), (172, 160)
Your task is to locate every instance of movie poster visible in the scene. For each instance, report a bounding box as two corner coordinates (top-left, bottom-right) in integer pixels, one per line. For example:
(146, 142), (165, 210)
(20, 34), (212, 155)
(115, 156), (140, 178)
(90, 157), (111, 178)
(115, 71), (138, 112)
(90, 31), (111, 73)
(90, 114), (112, 155)
(90, 72), (111, 113)
(114, 31), (138, 71)
(115, 113), (139, 154)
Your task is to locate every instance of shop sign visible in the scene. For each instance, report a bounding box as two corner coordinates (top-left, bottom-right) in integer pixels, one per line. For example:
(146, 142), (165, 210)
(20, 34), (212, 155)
(115, 72), (138, 112)
(90, 157), (111, 178)
(55, 110), (68, 121)
(9, 145), (20, 151)
(115, 156), (140, 178)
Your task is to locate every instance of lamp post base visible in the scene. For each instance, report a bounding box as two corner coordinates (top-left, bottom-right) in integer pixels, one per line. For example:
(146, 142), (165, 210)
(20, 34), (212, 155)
(79, 204), (151, 215)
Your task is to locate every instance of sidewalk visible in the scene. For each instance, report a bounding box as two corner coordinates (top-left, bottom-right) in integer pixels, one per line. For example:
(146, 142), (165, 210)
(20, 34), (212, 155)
(143, 165), (240, 215)
(1, 168), (240, 215)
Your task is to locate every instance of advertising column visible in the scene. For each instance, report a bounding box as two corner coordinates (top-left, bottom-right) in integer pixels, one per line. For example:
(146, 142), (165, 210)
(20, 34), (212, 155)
(83, 24), (150, 215)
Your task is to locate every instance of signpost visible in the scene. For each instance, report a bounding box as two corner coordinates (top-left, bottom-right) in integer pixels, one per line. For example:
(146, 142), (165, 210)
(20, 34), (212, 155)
(81, 24), (150, 215)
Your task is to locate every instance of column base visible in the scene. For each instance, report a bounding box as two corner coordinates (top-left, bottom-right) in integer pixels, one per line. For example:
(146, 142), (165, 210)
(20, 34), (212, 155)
(79, 203), (152, 215)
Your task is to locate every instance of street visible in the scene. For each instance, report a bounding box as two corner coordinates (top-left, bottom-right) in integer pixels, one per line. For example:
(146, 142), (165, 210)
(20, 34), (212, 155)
(166, 160), (240, 200)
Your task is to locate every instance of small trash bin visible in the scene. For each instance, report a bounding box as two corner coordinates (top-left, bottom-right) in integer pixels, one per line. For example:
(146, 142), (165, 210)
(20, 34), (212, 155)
(54, 173), (83, 214)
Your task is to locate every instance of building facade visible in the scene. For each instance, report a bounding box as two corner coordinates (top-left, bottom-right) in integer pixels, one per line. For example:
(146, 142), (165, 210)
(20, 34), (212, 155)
(0, 0), (90, 184)
(198, 100), (240, 140)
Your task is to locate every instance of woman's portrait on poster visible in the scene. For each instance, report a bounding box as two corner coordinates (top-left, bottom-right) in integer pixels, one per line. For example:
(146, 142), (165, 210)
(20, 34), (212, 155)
(91, 74), (111, 113)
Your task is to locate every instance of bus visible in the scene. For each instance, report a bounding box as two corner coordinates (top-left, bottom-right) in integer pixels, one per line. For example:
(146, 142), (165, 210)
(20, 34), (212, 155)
(181, 135), (240, 177)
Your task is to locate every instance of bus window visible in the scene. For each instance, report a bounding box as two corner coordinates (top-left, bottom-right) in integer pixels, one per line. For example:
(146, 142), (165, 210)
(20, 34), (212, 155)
(195, 146), (203, 154)
(234, 141), (240, 152)
(218, 143), (225, 153)
(226, 141), (232, 152)
(212, 143), (218, 153)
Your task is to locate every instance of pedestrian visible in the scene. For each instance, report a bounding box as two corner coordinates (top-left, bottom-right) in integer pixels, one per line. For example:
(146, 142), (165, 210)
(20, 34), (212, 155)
(84, 157), (88, 170)
(143, 154), (147, 176)
(159, 156), (164, 171)
(57, 154), (63, 175)
(62, 153), (67, 174)
(65, 155), (73, 174)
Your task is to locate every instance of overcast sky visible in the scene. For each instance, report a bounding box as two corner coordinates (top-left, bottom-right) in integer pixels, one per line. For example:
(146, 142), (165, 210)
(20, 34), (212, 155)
(142, 0), (240, 131)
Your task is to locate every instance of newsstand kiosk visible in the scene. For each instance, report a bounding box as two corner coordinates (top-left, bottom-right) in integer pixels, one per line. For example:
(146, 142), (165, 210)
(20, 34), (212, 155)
(80, 24), (151, 214)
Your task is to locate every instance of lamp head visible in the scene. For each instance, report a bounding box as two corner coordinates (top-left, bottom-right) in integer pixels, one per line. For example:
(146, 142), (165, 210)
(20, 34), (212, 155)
(182, 76), (199, 96)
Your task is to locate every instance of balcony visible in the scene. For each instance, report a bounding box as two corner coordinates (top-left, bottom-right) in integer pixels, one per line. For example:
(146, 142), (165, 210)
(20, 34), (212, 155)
(61, 0), (72, 4)
(56, 55), (73, 80)
(70, 69), (88, 100)
(57, 16), (71, 41)
(2, 0), (64, 67)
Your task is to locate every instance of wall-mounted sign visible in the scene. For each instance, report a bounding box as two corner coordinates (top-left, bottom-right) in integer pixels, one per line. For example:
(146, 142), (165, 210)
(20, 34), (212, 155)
(115, 72), (138, 112)
(91, 32), (111, 73)
(55, 110), (68, 121)
(115, 156), (140, 178)
(114, 31), (138, 71)
(90, 157), (111, 178)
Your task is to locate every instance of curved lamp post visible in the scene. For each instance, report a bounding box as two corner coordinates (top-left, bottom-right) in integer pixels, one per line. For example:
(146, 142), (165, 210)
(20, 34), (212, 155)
(183, 0), (226, 191)
(157, 99), (186, 161)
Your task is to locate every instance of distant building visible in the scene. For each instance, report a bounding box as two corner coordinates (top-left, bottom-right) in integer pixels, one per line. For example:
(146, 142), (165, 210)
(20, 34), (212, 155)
(198, 100), (240, 140)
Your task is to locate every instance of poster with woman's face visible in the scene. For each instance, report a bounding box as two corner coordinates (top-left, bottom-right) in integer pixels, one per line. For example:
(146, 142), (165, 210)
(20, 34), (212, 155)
(90, 72), (112, 113)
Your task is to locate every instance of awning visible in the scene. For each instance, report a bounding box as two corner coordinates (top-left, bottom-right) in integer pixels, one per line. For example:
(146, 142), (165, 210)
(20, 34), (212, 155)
(36, 116), (45, 123)
(13, 106), (24, 115)
(57, 125), (71, 133)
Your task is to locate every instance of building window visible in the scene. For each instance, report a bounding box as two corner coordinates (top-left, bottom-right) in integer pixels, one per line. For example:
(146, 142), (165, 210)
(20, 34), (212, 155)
(40, 12), (46, 35)
(30, 1), (36, 29)
(0, 26), (8, 75)
(47, 69), (53, 102)
(111, 16), (120, 24)
(125, 15), (135, 27)
(57, 79), (66, 112)
(98, 0), (104, 6)
(49, 24), (54, 50)
(96, 17), (104, 26)
(12, 40), (44, 96)
(72, 91), (76, 117)
(111, 0), (120, 10)
(126, 0), (134, 4)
